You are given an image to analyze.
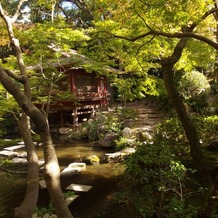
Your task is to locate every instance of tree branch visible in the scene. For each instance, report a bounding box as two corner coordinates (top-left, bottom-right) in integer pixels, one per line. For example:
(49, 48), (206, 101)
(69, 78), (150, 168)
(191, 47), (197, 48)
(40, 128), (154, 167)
(11, 0), (28, 23)
(95, 5), (218, 50)
(4, 68), (25, 83)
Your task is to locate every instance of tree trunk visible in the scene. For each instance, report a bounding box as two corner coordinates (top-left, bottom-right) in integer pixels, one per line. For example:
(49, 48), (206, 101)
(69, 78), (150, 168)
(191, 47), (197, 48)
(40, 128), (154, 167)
(160, 38), (204, 168)
(213, 3), (218, 87)
(41, 129), (73, 217)
(0, 68), (73, 218)
(0, 3), (73, 217)
(14, 114), (39, 218)
(160, 40), (214, 215)
(162, 64), (204, 166)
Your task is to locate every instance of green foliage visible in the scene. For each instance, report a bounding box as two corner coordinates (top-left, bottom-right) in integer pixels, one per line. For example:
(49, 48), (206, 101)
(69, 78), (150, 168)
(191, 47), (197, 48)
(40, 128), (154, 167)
(112, 76), (165, 103)
(176, 71), (210, 100)
(117, 107), (138, 120)
(0, 159), (12, 167)
(121, 141), (199, 217)
(115, 137), (129, 151)
(154, 115), (218, 153)
(71, 112), (123, 141)
(34, 202), (55, 217)
(63, 190), (75, 198)
(153, 118), (189, 156)
(0, 139), (20, 148)
(0, 84), (20, 116)
(88, 113), (122, 140)
(175, 70), (210, 113)
(86, 118), (101, 141)
(103, 113), (123, 134)
(192, 115), (218, 144)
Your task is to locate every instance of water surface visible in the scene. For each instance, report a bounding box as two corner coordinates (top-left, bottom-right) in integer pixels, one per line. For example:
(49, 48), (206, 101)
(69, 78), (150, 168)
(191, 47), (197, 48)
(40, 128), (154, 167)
(0, 139), (124, 217)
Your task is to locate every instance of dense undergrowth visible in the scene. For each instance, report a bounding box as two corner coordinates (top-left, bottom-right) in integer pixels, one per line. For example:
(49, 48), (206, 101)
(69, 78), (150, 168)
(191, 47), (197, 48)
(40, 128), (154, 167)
(117, 115), (218, 217)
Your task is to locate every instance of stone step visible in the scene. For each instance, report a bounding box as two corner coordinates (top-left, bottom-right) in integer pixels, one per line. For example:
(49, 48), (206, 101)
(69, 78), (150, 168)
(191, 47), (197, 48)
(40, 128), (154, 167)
(0, 150), (18, 157)
(66, 195), (79, 205)
(4, 144), (25, 151)
(147, 114), (165, 118)
(66, 183), (92, 192)
(60, 162), (86, 177)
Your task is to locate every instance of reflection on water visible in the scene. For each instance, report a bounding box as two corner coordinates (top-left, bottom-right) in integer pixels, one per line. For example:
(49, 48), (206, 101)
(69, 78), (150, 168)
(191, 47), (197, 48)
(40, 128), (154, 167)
(0, 139), (122, 217)
(37, 139), (108, 170)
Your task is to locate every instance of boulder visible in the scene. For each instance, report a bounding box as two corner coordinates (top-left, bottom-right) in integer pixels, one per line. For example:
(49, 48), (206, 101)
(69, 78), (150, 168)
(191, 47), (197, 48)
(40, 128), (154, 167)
(11, 157), (27, 164)
(137, 130), (152, 142)
(105, 147), (136, 163)
(122, 127), (132, 138)
(60, 162), (86, 177)
(83, 155), (100, 165)
(59, 127), (70, 135)
(98, 132), (119, 148)
(17, 151), (27, 158)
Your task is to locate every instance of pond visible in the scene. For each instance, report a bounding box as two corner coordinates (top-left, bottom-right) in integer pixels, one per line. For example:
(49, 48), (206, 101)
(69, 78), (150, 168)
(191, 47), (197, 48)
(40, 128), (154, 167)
(0, 138), (125, 218)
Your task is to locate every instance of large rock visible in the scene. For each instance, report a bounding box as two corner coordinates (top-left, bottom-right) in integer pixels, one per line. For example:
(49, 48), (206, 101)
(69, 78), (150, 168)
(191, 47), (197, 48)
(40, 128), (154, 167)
(59, 127), (70, 135)
(122, 127), (132, 138)
(83, 155), (100, 165)
(11, 157), (27, 164)
(98, 132), (119, 148)
(105, 147), (136, 163)
(60, 162), (86, 177)
(136, 129), (152, 142)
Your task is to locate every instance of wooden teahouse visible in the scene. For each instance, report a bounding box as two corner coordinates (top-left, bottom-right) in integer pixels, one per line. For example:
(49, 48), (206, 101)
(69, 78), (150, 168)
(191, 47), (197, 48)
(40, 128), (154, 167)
(31, 50), (113, 127)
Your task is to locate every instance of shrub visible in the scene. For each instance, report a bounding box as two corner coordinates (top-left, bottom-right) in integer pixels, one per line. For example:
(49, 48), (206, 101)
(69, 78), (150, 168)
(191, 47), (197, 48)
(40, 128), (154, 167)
(176, 70), (210, 114)
(118, 107), (138, 120)
(153, 118), (189, 156)
(192, 115), (218, 144)
(118, 115), (218, 217)
(120, 141), (199, 217)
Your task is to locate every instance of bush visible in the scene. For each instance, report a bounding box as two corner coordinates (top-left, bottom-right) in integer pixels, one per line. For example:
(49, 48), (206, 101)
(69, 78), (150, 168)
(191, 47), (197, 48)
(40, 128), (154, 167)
(120, 141), (199, 217)
(192, 115), (218, 144)
(153, 118), (189, 156)
(176, 70), (210, 114)
(118, 115), (218, 217)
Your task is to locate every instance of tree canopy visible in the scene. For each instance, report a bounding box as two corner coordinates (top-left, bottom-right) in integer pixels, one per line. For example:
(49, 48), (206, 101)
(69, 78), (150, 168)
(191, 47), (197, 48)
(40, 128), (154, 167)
(1, 0), (218, 217)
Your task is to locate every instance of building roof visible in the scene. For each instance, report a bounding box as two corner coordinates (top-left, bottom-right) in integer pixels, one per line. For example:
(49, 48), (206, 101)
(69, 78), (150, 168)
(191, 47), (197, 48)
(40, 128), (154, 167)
(26, 48), (123, 76)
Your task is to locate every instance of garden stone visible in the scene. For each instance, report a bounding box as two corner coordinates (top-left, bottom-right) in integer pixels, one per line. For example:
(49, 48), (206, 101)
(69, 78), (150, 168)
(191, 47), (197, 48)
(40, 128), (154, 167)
(0, 150), (18, 157)
(98, 132), (119, 148)
(105, 147), (136, 163)
(59, 127), (70, 135)
(61, 162), (86, 177)
(122, 127), (132, 138)
(137, 129), (152, 142)
(12, 157), (27, 164)
(16, 151), (27, 157)
(83, 155), (100, 165)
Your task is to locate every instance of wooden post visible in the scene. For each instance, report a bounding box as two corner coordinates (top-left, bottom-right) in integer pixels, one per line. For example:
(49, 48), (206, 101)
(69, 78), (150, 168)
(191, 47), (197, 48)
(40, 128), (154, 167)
(72, 109), (78, 126)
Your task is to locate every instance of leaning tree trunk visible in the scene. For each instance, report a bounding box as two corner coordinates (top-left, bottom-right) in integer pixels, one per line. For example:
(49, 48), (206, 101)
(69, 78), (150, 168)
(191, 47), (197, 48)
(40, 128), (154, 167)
(160, 39), (204, 168)
(14, 114), (39, 218)
(0, 67), (73, 218)
(161, 38), (214, 216)
(0, 3), (73, 217)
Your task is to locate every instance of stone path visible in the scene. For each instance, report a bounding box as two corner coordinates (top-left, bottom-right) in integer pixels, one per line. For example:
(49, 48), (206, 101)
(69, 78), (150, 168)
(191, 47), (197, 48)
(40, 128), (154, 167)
(126, 101), (166, 131)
